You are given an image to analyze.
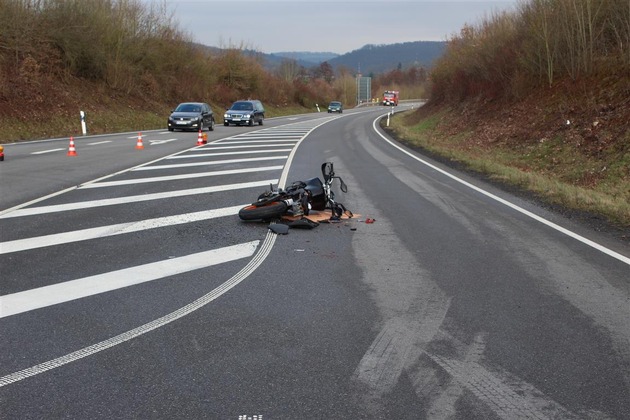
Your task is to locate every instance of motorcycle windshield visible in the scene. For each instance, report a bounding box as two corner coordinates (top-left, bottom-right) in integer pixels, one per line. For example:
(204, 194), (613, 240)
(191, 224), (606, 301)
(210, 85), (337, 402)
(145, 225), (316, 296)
(304, 177), (326, 210)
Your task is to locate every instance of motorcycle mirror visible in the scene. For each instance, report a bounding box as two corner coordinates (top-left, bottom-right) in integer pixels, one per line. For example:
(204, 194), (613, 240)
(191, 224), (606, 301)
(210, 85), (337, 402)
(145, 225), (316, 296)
(339, 177), (348, 193)
(322, 162), (333, 181)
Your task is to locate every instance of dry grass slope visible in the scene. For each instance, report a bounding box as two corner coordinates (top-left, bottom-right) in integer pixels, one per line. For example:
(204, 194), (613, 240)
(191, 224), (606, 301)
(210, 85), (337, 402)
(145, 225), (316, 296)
(387, 74), (629, 235)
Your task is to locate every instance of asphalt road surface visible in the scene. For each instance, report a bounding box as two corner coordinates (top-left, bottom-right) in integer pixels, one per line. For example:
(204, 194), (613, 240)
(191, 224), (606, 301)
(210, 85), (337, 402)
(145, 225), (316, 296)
(1, 105), (629, 419)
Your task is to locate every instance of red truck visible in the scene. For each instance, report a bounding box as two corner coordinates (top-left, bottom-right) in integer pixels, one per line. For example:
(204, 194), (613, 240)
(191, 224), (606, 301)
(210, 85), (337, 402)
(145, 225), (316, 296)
(382, 90), (399, 106)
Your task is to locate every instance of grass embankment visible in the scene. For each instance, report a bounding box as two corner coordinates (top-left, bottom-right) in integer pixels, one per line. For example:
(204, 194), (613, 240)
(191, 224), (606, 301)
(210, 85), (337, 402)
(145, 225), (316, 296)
(384, 107), (630, 232)
(408, 0), (630, 234)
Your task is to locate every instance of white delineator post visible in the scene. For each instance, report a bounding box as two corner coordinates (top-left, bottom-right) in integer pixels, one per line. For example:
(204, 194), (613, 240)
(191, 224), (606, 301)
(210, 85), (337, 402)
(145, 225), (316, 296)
(80, 111), (87, 135)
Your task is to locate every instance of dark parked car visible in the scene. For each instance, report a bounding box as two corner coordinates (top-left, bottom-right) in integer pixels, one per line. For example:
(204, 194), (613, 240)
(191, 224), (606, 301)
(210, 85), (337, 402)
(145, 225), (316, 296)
(327, 101), (343, 113)
(168, 102), (215, 131)
(224, 100), (265, 126)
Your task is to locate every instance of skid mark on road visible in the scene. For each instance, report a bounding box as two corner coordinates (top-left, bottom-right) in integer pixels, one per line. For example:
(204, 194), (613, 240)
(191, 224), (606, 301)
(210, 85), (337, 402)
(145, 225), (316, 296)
(415, 333), (487, 418)
(426, 349), (587, 419)
(353, 290), (451, 393)
(342, 157), (596, 419)
(481, 216), (630, 394)
(344, 164), (451, 415)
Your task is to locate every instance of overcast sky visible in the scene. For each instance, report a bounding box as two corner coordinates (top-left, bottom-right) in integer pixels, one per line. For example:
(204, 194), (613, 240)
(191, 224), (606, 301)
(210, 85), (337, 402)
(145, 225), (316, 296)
(144, 0), (519, 54)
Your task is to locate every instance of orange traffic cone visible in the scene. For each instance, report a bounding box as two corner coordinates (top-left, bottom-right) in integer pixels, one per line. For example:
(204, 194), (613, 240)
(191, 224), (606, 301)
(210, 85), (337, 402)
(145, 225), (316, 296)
(196, 130), (205, 146)
(0, 145), (4, 161)
(135, 132), (144, 149)
(67, 137), (77, 156)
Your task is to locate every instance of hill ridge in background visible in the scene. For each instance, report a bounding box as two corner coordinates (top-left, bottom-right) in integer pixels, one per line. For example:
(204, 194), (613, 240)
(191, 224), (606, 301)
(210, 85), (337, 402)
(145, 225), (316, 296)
(329, 41), (446, 73)
(248, 41), (446, 73)
(271, 51), (340, 65)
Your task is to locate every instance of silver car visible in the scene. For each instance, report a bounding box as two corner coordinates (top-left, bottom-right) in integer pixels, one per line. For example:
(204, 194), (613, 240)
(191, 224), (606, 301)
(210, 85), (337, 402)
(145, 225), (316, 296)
(224, 100), (265, 126)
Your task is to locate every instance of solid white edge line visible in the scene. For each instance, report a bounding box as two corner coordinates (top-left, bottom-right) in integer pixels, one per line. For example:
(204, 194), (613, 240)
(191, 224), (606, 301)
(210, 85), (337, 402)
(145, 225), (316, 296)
(371, 115), (630, 266)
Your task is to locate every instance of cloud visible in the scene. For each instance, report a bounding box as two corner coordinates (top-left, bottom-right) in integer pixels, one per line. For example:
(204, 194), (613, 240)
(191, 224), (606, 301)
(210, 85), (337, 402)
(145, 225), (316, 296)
(149, 0), (518, 53)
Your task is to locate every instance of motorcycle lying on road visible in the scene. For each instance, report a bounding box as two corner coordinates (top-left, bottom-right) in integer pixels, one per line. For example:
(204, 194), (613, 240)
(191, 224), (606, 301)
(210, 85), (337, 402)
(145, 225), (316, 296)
(238, 162), (352, 222)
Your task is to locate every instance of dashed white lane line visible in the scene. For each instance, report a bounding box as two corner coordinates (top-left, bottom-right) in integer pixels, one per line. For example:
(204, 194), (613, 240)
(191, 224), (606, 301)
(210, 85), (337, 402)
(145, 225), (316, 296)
(0, 180), (276, 218)
(31, 148), (65, 155)
(0, 205), (246, 254)
(0, 240), (260, 318)
(149, 138), (178, 145)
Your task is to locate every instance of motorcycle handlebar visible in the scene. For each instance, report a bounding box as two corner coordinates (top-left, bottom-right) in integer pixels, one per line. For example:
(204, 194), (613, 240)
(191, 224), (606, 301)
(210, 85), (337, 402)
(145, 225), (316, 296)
(321, 162), (347, 193)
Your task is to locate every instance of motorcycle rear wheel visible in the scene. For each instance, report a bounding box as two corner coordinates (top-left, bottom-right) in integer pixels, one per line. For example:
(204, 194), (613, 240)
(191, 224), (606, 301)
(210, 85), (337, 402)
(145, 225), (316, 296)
(238, 201), (288, 221)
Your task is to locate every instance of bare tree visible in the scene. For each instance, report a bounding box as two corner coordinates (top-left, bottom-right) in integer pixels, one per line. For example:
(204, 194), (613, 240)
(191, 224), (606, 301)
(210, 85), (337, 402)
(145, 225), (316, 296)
(277, 58), (299, 82)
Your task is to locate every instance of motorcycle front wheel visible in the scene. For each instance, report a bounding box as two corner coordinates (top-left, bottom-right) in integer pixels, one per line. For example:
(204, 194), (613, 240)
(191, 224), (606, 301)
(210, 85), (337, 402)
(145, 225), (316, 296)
(238, 201), (288, 221)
